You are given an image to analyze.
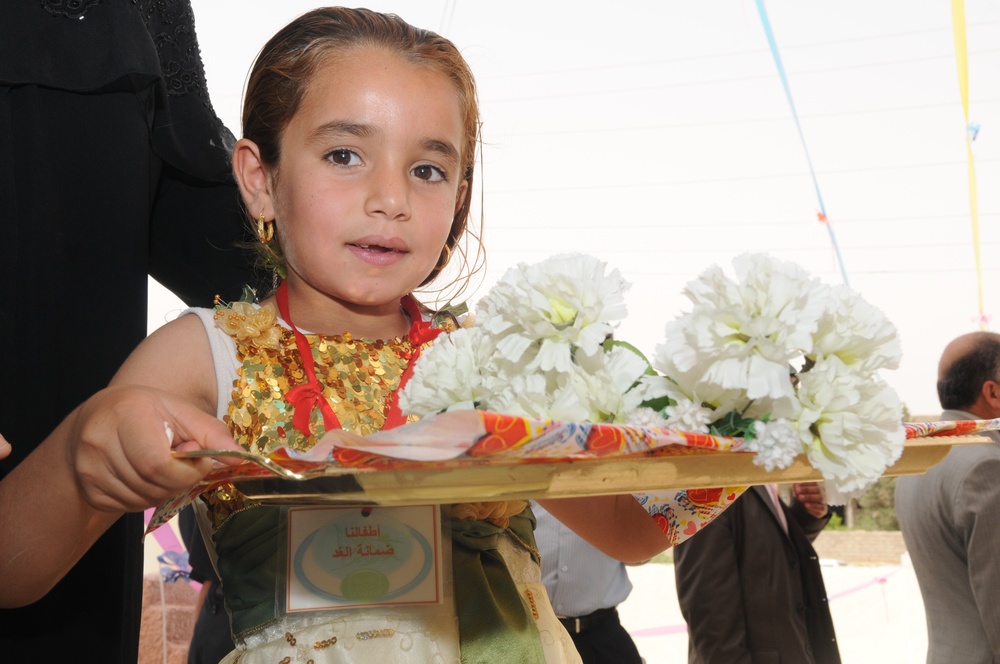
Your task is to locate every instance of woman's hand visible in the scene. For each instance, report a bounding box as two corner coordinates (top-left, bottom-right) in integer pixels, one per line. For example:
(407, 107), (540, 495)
(0, 433), (10, 460)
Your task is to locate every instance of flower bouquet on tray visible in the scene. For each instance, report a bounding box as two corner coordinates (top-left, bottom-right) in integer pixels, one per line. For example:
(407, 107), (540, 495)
(400, 252), (906, 495)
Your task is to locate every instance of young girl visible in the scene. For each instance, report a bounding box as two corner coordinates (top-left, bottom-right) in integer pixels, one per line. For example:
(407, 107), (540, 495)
(0, 7), (671, 662)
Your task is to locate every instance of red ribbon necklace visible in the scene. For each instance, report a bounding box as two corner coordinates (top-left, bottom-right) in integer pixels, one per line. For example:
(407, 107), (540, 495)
(275, 281), (442, 436)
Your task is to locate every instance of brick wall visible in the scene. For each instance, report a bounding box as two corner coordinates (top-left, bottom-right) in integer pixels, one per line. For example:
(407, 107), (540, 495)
(811, 530), (907, 564)
(138, 573), (198, 664)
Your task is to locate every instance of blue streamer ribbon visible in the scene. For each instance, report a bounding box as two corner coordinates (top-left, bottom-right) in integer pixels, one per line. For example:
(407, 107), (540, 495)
(755, 0), (850, 287)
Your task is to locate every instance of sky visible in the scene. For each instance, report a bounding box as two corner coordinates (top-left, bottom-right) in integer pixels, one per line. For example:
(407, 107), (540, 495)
(150, 0), (1000, 418)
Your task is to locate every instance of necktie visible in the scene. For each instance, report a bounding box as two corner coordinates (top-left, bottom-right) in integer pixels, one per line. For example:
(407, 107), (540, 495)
(767, 484), (789, 532)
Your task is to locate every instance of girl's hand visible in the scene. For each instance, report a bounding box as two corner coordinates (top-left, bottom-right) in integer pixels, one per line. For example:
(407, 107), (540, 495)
(0, 433), (10, 460)
(68, 385), (243, 513)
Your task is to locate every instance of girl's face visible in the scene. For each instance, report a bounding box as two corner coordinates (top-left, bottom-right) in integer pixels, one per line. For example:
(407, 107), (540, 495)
(255, 48), (468, 323)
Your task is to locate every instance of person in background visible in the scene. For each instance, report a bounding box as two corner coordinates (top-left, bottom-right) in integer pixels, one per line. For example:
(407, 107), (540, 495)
(673, 482), (840, 664)
(895, 331), (1000, 663)
(535, 504), (644, 664)
(179, 506), (235, 664)
(0, 2), (257, 660)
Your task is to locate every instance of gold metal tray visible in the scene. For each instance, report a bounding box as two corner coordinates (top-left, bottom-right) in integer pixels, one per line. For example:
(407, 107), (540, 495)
(230, 434), (987, 506)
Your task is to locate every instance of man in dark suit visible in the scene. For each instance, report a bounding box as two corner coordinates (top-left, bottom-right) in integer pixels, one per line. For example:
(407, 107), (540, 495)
(895, 331), (1000, 663)
(673, 482), (840, 664)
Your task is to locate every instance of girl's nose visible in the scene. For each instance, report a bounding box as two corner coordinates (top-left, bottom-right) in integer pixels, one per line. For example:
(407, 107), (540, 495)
(364, 165), (411, 221)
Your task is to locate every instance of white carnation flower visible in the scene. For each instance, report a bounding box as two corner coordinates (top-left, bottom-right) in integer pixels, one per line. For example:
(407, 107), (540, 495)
(500, 348), (643, 424)
(663, 397), (715, 433)
(549, 344), (658, 423)
(745, 418), (801, 471)
(810, 283), (902, 374)
(598, 345), (665, 421)
(485, 372), (559, 420)
(656, 253), (828, 403)
(398, 327), (495, 417)
(548, 374), (597, 423)
(775, 357), (905, 493)
(475, 253), (629, 364)
(623, 407), (671, 428)
(655, 328), (748, 416)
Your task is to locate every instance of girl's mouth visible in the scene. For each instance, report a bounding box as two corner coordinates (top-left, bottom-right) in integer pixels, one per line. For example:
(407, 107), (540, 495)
(348, 240), (409, 266)
(352, 243), (399, 253)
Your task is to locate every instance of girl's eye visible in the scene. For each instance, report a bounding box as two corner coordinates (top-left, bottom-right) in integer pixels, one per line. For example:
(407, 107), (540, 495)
(327, 149), (361, 166)
(413, 164), (446, 182)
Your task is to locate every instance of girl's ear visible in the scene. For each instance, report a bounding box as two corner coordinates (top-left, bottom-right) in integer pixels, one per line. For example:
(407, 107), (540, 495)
(454, 180), (469, 215)
(232, 138), (274, 219)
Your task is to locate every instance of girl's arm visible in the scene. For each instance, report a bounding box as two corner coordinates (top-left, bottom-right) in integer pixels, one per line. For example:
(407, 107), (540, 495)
(536, 494), (671, 563)
(0, 314), (239, 608)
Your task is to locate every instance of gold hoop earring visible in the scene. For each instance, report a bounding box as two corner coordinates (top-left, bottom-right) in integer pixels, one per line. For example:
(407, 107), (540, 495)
(436, 243), (452, 271)
(256, 211), (274, 244)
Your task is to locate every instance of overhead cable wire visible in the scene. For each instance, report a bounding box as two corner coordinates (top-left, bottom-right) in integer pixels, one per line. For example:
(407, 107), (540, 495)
(487, 156), (1000, 195)
(507, 97), (1000, 138)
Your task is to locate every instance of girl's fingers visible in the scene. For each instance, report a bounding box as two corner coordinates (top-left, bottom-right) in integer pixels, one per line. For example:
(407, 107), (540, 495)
(71, 386), (236, 512)
(161, 401), (245, 466)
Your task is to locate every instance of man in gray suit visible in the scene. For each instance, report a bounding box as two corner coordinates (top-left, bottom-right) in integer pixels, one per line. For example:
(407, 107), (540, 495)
(895, 331), (1000, 663)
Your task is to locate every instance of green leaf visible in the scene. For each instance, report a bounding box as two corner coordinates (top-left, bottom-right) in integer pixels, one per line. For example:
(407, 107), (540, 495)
(239, 284), (259, 304)
(709, 410), (757, 438)
(640, 395), (674, 413)
(442, 301), (469, 318)
(604, 338), (657, 375)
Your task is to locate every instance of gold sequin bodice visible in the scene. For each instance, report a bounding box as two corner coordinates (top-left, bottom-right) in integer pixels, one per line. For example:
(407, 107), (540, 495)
(226, 325), (415, 455)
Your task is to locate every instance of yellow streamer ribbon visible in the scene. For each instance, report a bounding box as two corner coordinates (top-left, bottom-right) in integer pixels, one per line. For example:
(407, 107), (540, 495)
(952, 0), (984, 327)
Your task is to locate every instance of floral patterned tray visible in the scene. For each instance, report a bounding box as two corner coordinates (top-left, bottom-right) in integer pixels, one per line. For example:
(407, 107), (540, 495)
(165, 411), (993, 508)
